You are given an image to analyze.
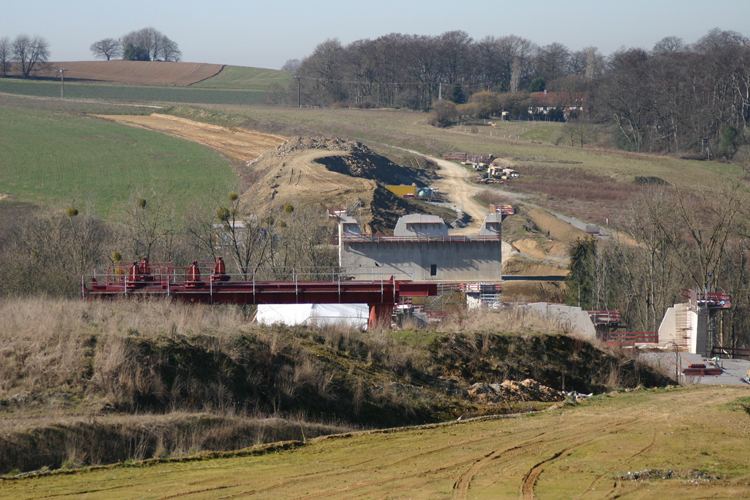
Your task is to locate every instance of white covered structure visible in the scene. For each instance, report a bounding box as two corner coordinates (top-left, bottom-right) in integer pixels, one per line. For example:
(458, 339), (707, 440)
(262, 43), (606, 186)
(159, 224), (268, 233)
(256, 303), (369, 330)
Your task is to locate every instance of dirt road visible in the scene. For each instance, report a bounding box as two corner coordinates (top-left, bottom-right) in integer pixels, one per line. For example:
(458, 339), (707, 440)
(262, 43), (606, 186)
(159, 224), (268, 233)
(96, 114), (287, 163)
(427, 157), (487, 234)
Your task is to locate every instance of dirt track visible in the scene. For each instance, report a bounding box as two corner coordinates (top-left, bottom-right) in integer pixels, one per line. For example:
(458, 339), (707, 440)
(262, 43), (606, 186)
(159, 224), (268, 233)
(429, 158), (487, 234)
(97, 114), (287, 163)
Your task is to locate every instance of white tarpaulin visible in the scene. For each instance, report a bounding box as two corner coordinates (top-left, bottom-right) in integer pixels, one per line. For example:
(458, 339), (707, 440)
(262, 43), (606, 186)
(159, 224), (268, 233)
(256, 303), (369, 329)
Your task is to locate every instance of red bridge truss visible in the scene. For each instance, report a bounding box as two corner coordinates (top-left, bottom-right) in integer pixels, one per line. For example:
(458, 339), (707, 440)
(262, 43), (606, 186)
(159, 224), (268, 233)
(82, 258), (438, 329)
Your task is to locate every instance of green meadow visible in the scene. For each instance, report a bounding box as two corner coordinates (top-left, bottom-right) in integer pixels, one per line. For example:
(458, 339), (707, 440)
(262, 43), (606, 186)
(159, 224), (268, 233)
(0, 105), (235, 217)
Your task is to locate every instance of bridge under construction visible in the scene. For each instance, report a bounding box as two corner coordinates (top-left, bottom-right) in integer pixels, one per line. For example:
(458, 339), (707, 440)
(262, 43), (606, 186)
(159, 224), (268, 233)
(81, 257), (438, 329)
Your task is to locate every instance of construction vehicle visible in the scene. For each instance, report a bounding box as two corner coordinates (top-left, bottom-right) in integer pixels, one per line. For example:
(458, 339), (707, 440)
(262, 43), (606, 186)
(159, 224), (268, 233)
(487, 165), (519, 180)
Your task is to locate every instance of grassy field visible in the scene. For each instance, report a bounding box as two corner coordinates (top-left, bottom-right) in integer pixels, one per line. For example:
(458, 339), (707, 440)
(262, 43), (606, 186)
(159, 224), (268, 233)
(0, 102), (235, 217)
(191, 105), (743, 191)
(191, 66), (294, 90)
(0, 79), (269, 106)
(3, 386), (748, 499)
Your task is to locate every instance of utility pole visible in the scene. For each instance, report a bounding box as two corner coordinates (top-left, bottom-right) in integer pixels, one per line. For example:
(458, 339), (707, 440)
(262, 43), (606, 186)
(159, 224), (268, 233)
(58, 68), (66, 98)
(296, 76), (301, 108)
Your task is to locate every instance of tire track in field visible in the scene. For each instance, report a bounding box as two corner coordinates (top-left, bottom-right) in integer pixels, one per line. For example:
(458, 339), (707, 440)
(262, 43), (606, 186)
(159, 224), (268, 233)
(452, 432), (548, 500)
(517, 418), (642, 500)
(576, 426), (658, 500)
(451, 417), (637, 500)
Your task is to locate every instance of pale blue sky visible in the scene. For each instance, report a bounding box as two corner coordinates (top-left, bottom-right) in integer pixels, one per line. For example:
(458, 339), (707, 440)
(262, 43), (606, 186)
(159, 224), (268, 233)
(1, 0), (748, 69)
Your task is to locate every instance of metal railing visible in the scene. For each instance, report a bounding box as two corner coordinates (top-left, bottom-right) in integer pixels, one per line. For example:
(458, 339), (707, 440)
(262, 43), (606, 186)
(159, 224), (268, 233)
(341, 234), (500, 243)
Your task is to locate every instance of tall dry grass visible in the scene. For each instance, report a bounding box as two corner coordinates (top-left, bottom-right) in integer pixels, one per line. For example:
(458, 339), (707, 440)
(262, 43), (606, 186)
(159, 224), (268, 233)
(436, 306), (571, 336)
(0, 297), (252, 399)
(0, 412), (352, 474)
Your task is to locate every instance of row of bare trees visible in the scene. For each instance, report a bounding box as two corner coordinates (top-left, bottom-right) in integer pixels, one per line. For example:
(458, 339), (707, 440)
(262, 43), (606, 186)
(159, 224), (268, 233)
(288, 28), (749, 156)
(0, 192), (336, 297)
(291, 32), (604, 110)
(594, 29), (750, 154)
(90, 27), (181, 62)
(568, 184), (750, 348)
(0, 34), (49, 78)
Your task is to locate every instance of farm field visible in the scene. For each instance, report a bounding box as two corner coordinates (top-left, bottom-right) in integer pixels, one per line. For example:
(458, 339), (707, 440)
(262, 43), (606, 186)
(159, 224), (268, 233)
(22, 61), (225, 86)
(97, 114), (287, 163)
(3, 386), (749, 499)
(0, 79), (269, 106)
(0, 103), (236, 217)
(191, 65), (294, 90)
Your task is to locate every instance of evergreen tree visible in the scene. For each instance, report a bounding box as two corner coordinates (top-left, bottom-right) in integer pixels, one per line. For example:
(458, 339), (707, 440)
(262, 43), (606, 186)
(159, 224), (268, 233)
(450, 82), (467, 104)
(566, 238), (596, 309)
(528, 76), (546, 92)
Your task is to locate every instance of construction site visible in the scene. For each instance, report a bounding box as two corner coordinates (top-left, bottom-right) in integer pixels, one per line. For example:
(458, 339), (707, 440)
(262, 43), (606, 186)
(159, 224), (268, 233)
(75, 118), (750, 386)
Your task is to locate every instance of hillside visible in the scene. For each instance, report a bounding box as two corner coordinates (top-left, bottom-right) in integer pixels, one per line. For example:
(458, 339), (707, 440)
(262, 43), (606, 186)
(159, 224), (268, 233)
(4, 386), (747, 499)
(0, 63), (290, 105)
(0, 98), (235, 217)
(0, 297), (670, 476)
(13, 61), (225, 86)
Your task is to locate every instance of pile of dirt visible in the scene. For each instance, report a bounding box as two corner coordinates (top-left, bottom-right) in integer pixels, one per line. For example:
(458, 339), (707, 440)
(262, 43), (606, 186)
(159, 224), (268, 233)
(244, 137), (439, 233)
(260, 136), (434, 186)
(467, 379), (564, 403)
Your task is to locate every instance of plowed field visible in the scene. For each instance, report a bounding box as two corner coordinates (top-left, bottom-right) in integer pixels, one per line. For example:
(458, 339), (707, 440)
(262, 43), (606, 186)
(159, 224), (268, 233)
(3, 386), (749, 499)
(27, 61), (224, 86)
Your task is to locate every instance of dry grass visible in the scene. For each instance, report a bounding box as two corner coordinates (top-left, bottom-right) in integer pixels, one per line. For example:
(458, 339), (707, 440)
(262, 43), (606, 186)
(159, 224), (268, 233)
(0, 411), (352, 474)
(0, 297), (249, 398)
(436, 306), (571, 336)
(0, 297), (673, 475)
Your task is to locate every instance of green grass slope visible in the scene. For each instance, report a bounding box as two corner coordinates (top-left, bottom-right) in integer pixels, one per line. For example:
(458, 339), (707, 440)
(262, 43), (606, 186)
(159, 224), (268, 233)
(191, 66), (294, 90)
(0, 104), (235, 217)
(0, 79), (269, 106)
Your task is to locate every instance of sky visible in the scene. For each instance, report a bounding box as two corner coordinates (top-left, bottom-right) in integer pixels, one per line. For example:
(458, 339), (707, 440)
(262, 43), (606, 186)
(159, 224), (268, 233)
(2, 0), (749, 70)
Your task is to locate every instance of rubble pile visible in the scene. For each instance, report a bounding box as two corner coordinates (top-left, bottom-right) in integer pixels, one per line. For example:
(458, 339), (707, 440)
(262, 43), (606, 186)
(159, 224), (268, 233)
(467, 379), (565, 403)
(271, 137), (372, 159)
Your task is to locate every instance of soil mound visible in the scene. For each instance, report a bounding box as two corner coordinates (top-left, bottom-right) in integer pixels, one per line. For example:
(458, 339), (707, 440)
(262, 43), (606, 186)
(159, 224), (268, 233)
(467, 379), (564, 403)
(245, 137), (437, 233)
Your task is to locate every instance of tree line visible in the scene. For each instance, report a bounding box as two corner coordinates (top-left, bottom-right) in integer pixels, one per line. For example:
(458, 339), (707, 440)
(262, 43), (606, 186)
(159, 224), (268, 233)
(285, 28), (749, 156)
(0, 35), (50, 78)
(566, 184), (750, 349)
(0, 192), (336, 298)
(90, 27), (181, 62)
(0, 26), (181, 80)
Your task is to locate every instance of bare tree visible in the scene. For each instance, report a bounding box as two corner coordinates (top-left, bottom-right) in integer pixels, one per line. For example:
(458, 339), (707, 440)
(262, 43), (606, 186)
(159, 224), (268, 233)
(652, 36), (685, 55)
(535, 42), (570, 83)
(121, 192), (179, 262)
(122, 27), (180, 61)
(281, 59), (300, 72)
(157, 35), (181, 62)
(90, 38), (122, 60)
(0, 37), (9, 76)
(215, 193), (275, 279)
(12, 34), (49, 78)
